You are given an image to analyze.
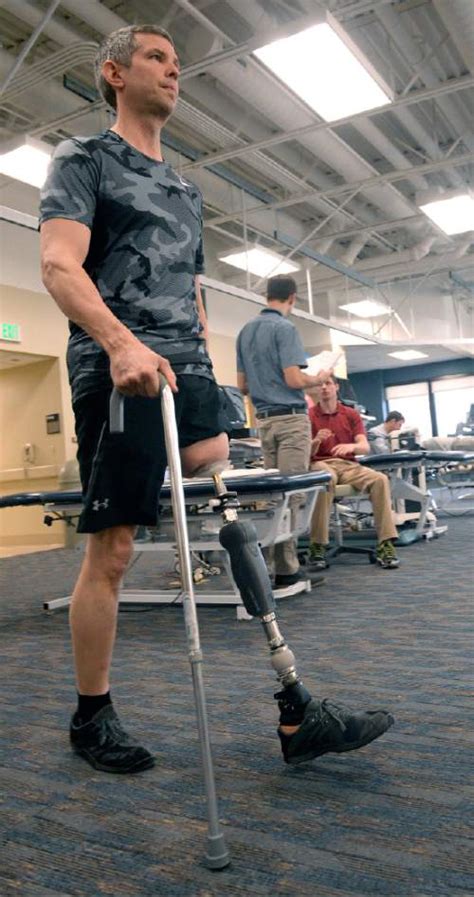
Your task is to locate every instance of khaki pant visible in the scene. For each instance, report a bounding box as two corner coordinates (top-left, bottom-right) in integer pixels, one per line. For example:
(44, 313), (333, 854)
(310, 457), (397, 545)
(258, 413), (312, 575)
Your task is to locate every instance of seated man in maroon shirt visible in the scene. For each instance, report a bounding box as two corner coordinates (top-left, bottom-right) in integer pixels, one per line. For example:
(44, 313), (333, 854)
(307, 372), (399, 570)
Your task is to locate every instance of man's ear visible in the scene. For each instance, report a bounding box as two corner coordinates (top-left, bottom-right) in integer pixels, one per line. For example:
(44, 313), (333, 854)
(102, 59), (125, 94)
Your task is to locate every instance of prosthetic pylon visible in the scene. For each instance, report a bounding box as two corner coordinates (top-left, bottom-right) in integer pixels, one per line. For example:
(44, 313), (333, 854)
(213, 474), (312, 715)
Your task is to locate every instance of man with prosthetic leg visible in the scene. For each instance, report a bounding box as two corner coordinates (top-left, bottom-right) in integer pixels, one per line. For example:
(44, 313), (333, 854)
(213, 473), (394, 765)
(39, 23), (393, 774)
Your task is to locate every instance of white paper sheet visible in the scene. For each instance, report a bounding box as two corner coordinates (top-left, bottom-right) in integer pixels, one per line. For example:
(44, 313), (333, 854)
(304, 349), (344, 376)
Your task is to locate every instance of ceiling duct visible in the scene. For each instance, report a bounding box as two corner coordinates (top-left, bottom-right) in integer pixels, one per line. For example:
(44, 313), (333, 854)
(0, 43), (98, 107)
(433, 0), (474, 74)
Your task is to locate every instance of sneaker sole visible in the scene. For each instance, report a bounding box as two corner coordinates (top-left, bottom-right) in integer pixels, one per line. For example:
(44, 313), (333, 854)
(285, 714), (395, 765)
(376, 559), (400, 569)
(72, 745), (156, 774)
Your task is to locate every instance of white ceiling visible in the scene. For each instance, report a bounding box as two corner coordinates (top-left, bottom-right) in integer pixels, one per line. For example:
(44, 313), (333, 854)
(345, 342), (469, 373)
(0, 0), (473, 373)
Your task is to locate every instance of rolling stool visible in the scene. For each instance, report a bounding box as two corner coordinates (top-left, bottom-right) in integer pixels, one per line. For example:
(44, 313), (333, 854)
(327, 484), (376, 564)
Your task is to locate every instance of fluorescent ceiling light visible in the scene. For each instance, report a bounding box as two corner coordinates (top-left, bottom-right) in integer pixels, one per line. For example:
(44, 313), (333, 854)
(419, 194), (474, 235)
(219, 247), (299, 277)
(340, 299), (391, 318)
(388, 350), (428, 361)
(254, 14), (391, 122)
(0, 136), (52, 188)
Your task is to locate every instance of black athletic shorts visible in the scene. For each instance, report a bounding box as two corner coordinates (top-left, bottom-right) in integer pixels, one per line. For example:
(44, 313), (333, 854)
(73, 375), (226, 533)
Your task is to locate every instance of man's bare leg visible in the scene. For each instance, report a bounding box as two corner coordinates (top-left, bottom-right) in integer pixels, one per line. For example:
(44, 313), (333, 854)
(70, 525), (135, 695)
(180, 432), (229, 477)
(69, 524), (155, 773)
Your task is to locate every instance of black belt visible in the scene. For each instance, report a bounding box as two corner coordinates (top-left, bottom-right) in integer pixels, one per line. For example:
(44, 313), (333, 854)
(257, 407), (307, 419)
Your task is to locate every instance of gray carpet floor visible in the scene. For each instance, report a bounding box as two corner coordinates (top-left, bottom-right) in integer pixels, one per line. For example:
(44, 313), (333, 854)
(1, 517), (473, 897)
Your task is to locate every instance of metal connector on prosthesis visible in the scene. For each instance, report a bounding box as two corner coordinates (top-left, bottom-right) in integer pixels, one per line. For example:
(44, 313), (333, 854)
(261, 612), (300, 688)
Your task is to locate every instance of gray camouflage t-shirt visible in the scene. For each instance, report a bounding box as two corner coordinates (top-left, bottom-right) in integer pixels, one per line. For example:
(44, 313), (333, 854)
(39, 129), (212, 403)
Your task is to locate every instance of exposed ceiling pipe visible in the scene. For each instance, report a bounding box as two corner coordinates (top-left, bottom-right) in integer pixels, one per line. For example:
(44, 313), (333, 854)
(452, 237), (473, 260)
(208, 150), (474, 227)
(410, 236), (436, 262)
(58, 0), (127, 34)
(337, 236), (367, 266)
(314, 236), (437, 282)
(1, 0), (80, 47)
(311, 244), (473, 290)
(312, 239), (334, 256)
(0, 0), (62, 95)
(0, 47), (104, 138)
(376, 5), (474, 153)
(352, 118), (429, 191)
(0, 44), (98, 107)
(433, 0), (474, 74)
(182, 75), (474, 171)
(190, 4), (418, 229)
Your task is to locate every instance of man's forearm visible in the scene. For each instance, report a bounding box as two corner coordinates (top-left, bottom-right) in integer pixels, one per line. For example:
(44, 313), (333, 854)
(354, 439), (370, 454)
(43, 261), (136, 354)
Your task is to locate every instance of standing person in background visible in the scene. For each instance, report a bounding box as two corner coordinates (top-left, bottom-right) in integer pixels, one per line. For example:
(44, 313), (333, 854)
(236, 275), (330, 592)
(307, 373), (400, 571)
(368, 411), (405, 454)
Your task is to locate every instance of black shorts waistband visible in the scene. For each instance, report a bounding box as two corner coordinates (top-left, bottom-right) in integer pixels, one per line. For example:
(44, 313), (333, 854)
(257, 407), (307, 419)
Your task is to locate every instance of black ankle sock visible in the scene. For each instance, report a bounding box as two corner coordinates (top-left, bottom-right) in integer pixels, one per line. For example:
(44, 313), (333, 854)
(76, 691), (112, 725)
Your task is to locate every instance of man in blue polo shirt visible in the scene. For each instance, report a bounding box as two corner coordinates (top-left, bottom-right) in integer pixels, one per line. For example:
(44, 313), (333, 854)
(236, 275), (328, 590)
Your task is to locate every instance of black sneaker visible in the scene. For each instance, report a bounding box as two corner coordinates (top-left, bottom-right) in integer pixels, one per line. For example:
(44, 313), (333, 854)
(278, 698), (394, 765)
(70, 705), (155, 774)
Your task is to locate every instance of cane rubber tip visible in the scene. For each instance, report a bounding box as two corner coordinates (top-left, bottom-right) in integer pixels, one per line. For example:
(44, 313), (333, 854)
(204, 834), (231, 870)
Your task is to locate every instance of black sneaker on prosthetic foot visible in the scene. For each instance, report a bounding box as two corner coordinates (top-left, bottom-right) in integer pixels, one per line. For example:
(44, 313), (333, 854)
(278, 698), (394, 765)
(70, 705), (155, 773)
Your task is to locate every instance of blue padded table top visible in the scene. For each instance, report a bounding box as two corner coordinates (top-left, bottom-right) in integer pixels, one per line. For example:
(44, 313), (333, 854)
(424, 451), (474, 463)
(359, 451), (425, 468)
(0, 469), (331, 509)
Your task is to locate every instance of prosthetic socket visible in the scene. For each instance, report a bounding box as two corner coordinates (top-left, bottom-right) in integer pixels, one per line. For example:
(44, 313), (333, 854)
(213, 474), (312, 719)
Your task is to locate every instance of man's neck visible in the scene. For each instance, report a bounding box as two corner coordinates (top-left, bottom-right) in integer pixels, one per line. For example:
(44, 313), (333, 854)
(266, 300), (290, 317)
(318, 398), (338, 414)
(110, 111), (166, 161)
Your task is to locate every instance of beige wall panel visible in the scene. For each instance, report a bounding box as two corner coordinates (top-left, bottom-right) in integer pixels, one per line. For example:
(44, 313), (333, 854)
(208, 331), (238, 385)
(1, 284), (76, 462)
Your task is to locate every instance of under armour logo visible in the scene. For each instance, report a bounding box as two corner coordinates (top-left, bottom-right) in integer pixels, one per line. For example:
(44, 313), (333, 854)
(92, 498), (109, 511)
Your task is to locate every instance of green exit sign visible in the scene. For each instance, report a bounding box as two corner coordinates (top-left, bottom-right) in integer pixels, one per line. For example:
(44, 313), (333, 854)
(1, 322), (21, 342)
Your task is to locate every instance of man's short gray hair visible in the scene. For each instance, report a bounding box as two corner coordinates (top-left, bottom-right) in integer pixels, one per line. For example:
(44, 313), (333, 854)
(94, 24), (175, 110)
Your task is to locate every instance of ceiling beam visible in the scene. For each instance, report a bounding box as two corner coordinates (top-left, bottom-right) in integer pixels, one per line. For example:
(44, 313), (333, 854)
(182, 75), (474, 172)
(206, 151), (474, 226)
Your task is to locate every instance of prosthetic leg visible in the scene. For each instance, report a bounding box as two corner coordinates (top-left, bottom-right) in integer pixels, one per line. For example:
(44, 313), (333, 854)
(213, 475), (312, 729)
(211, 471), (394, 764)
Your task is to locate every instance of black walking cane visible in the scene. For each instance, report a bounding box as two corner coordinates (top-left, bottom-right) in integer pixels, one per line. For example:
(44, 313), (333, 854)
(109, 381), (230, 870)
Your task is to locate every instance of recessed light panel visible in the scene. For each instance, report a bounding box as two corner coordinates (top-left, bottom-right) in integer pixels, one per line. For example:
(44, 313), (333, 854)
(219, 248), (299, 278)
(254, 18), (391, 122)
(388, 350), (429, 361)
(419, 195), (474, 235)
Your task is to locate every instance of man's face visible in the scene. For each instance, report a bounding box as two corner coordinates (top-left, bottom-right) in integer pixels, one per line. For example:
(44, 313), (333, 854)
(315, 375), (338, 403)
(387, 418), (404, 433)
(112, 34), (180, 118)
